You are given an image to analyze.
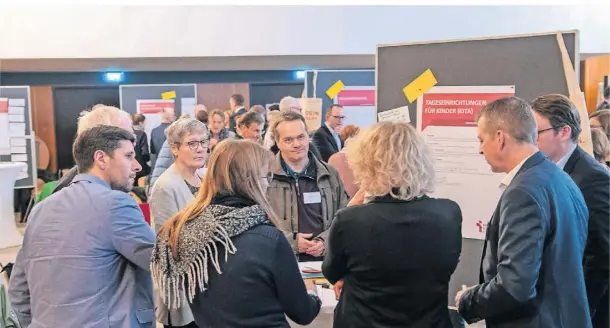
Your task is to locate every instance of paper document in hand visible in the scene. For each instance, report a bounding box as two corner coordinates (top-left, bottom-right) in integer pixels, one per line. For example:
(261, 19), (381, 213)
(378, 106), (411, 123)
(416, 86), (515, 240)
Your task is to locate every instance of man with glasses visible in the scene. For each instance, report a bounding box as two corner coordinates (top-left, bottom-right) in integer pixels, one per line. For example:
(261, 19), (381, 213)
(313, 104), (345, 162)
(532, 94), (610, 328)
(267, 111), (348, 262)
(266, 96), (324, 161)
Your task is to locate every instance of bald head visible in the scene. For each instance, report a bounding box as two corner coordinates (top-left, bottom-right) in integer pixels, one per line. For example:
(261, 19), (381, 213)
(77, 105), (132, 135)
(279, 96), (302, 114)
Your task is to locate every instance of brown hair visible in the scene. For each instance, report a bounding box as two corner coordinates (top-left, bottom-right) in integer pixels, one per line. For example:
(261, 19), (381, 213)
(237, 111), (264, 128)
(271, 111), (308, 142)
(531, 94), (581, 143)
(591, 109), (610, 140)
(340, 124), (360, 143)
(132, 113), (146, 125)
(160, 139), (278, 258)
(591, 128), (610, 163)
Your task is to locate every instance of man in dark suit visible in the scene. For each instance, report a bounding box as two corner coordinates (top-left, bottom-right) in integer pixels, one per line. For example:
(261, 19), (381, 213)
(228, 94), (247, 133)
(456, 97), (591, 328)
(312, 104), (345, 162)
(532, 94), (610, 328)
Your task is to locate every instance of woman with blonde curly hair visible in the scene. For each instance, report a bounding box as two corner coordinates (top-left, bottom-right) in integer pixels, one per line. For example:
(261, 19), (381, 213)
(322, 121), (463, 328)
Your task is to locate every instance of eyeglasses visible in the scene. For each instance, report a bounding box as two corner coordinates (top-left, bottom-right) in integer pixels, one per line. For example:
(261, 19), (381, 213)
(262, 172), (274, 182)
(537, 127), (556, 135)
(332, 115), (346, 119)
(179, 139), (210, 151)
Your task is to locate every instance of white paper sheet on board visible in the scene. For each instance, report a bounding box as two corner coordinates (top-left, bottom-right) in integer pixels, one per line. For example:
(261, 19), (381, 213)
(8, 107), (24, 115)
(377, 106), (411, 123)
(416, 85), (516, 240)
(0, 113), (9, 150)
(17, 163), (29, 180)
(8, 114), (25, 122)
(181, 98), (197, 117)
(9, 122), (26, 136)
(8, 99), (25, 107)
(334, 87), (376, 129)
(10, 146), (26, 154)
(10, 138), (27, 147)
(11, 154), (28, 162)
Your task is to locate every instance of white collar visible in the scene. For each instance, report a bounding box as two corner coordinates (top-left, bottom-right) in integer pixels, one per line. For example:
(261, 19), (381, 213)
(325, 122), (337, 134)
(234, 106), (244, 113)
(556, 144), (577, 170)
(500, 153), (535, 190)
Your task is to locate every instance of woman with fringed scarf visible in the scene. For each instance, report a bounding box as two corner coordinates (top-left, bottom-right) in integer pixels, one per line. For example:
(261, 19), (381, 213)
(151, 139), (322, 328)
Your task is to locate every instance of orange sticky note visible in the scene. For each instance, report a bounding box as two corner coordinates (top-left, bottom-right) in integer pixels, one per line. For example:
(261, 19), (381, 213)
(403, 69), (438, 103)
(161, 90), (177, 100)
(326, 80), (345, 100)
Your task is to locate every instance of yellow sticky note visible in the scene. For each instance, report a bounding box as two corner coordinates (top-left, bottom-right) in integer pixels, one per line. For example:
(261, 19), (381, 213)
(326, 80), (345, 100)
(161, 90), (177, 100)
(403, 69), (438, 103)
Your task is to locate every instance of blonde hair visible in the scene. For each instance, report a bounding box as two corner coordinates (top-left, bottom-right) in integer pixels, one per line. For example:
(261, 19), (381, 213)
(346, 122), (435, 200)
(591, 128), (610, 163)
(161, 139), (279, 259)
(249, 105), (266, 114)
(209, 109), (225, 121)
(77, 105), (131, 134)
(165, 118), (208, 145)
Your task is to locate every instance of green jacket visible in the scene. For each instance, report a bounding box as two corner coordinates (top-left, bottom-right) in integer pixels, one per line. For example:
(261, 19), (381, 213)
(0, 283), (20, 328)
(266, 152), (348, 253)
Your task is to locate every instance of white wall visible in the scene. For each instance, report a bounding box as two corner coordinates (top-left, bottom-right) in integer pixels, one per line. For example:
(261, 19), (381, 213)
(0, 5), (608, 59)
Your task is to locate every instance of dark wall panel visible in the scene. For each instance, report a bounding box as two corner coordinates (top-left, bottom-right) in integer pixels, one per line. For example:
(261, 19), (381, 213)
(53, 86), (120, 169)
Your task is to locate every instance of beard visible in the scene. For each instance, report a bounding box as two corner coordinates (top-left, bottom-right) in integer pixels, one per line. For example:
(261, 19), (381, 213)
(110, 178), (133, 193)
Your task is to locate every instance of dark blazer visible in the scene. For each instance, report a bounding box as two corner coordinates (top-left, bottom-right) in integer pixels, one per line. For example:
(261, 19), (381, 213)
(323, 195), (462, 328)
(229, 107), (248, 133)
(190, 223), (320, 327)
(312, 124), (341, 162)
(563, 146), (610, 328)
(134, 129), (151, 178)
(459, 152), (591, 328)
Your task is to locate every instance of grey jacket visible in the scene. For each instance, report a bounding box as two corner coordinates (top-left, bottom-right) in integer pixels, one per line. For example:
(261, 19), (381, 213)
(9, 174), (156, 328)
(150, 140), (173, 188)
(150, 164), (204, 326)
(266, 152), (348, 253)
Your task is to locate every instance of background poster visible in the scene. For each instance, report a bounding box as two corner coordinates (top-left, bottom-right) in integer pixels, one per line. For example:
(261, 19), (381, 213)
(299, 98), (323, 133)
(416, 85), (515, 240)
(334, 87), (376, 129)
(137, 99), (175, 148)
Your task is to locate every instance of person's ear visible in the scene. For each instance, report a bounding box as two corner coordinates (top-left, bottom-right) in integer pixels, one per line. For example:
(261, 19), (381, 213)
(170, 143), (180, 157)
(93, 150), (107, 170)
(496, 130), (506, 150)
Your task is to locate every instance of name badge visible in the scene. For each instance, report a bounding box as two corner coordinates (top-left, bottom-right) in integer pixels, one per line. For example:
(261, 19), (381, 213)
(303, 192), (322, 204)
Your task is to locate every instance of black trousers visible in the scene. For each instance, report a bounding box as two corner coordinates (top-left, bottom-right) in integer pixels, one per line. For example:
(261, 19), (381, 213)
(164, 322), (198, 328)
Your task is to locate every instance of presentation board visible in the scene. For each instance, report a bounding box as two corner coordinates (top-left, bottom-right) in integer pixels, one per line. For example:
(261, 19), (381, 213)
(0, 86), (37, 189)
(119, 84), (197, 116)
(376, 30), (580, 306)
(304, 70), (375, 128)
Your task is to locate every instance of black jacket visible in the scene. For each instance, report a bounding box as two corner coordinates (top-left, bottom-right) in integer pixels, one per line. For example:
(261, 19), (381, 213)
(189, 198), (320, 327)
(312, 125), (342, 162)
(134, 129), (150, 178)
(323, 195), (462, 328)
(563, 147), (610, 327)
(459, 152), (591, 328)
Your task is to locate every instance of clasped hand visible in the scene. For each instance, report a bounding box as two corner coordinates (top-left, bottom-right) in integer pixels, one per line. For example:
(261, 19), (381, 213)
(298, 233), (325, 257)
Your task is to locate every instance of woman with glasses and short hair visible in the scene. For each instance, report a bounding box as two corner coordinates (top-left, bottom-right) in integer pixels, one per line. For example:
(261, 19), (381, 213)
(150, 118), (210, 328)
(151, 139), (321, 327)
